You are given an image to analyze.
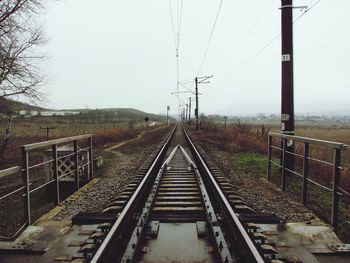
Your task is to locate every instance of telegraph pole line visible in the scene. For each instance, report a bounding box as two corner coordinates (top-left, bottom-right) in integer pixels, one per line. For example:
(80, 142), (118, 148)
(40, 126), (56, 140)
(195, 75), (213, 130)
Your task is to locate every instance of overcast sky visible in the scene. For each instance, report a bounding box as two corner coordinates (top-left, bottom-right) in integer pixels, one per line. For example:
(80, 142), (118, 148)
(41, 0), (350, 116)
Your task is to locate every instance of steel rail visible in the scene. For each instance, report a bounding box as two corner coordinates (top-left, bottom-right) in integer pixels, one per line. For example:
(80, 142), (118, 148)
(182, 126), (265, 263)
(120, 146), (179, 262)
(90, 125), (176, 263)
(179, 146), (233, 263)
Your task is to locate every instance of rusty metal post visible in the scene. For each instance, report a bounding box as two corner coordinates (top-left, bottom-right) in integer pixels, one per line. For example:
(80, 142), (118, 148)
(74, 140), (79, 189)
(22, 147), (31, 225)
(267, 135), (272, 181)
(52, 144), (60, 205)
(88, 137), (94, 180)
(281, 138), (287, 191)
(302, 143), (309, 204)
(331, 148), (341, 228)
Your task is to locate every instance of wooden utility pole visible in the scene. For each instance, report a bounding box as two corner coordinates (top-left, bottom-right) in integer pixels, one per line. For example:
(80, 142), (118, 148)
(40, 126), (55, 140)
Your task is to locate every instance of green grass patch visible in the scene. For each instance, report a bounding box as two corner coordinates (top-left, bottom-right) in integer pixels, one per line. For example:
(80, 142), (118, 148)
(230, 153), (267, 177)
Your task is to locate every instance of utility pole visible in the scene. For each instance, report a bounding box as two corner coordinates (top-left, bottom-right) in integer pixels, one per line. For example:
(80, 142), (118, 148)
(281, 0), (294, 136)
(40, 126), (56, 140)
(185, 104), (188, 122)
(224, 116), (227, 128)
(281, 0), (297, 175)
(195, 75), (213, 130)
(166, 106), (170, 126)
(188, 97), (192, 124)
(182, 108), (185, 122)
(195, 77), (199, 130)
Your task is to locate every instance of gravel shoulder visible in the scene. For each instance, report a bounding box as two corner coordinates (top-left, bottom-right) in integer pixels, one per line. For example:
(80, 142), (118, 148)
(53, 126), (172, 221)
(192, 135), (321, 224)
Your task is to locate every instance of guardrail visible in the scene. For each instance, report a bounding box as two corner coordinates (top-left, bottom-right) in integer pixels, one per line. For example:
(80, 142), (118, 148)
(267, 132), (349, 228)
(0, 134), (93, 240)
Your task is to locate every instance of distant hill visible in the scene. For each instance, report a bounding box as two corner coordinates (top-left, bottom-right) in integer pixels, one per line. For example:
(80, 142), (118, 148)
(0, 99), (173, 123)
(66, 108), (174, 123)
(0, 98), (45, 114)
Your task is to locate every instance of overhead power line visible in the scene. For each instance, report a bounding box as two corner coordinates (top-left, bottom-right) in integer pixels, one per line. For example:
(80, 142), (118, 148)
(205, 0), (322, 97)
(168, 0), (177, 56)
(214, 0), (275, 74)
(197, 0), (224, 76)
(168, 0), (185, 115)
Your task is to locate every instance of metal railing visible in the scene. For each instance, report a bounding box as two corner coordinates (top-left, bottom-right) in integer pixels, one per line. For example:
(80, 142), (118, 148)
(0, 134), (93, 240)
(267, 132), (349, 228)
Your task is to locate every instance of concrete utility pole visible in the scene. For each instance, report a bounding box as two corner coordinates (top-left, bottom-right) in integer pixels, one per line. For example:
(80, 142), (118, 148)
(195, 75), (213, 130)
(167, 106), (170, 126)
(280, 0), (295, 177)
(195, 77), (199, 130)
(281, 0), (294, 135)
(188, 97), (192, 124)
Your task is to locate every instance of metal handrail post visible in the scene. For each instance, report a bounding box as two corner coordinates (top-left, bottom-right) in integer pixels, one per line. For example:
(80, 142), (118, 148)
(74, 140), (79, 189)
(302, 143), (309, 204)
(331, 148), (341, 228)
(281, 138), (287, 191)
(52, 144), (60, 205)
(88, 137), (94, 180)
(22, 147), (31, 225)
(267, 135), (272, 181)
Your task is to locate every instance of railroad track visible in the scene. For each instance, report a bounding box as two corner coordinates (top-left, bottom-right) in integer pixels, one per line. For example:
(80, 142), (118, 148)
(36, 125), (341, 263)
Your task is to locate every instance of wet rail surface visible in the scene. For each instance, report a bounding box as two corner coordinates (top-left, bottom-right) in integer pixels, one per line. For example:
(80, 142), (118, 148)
(18, 125), (348, 263)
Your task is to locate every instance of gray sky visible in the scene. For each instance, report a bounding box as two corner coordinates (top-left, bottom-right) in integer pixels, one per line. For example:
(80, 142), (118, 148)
(41, 0), (350, 116)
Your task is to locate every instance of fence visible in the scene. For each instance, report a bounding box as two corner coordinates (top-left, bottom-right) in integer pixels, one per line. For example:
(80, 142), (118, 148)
(0, 134), (93, 240)
(267, 132), (349, 228)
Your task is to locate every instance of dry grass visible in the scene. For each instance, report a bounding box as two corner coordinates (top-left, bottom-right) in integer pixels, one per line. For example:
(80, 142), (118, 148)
(194, 122), (268, 154)
(0, 117), (152, 170)
(192, 122), (350, 241)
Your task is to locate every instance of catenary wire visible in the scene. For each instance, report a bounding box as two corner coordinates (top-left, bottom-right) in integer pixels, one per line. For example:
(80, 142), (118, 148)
(204, 0), (322, 97)
(197, 0), (224, 76)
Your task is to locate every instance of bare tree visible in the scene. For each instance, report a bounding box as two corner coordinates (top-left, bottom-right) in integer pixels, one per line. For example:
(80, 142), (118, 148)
(0, 0), (47, 104)
(0, 0), (48, 155)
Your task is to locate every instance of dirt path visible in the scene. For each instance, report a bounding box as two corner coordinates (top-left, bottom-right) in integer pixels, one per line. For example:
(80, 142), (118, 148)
(105, 126), (165, 152)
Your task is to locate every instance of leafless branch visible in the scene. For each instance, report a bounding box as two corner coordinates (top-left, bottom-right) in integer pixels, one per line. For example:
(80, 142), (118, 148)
(0, 0), (47, 106)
